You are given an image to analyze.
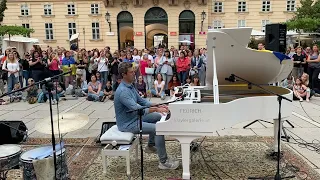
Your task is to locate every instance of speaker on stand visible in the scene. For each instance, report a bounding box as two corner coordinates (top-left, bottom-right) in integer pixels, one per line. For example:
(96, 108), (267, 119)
(0, 121), (28, 145)
(265, 23), (287, 53)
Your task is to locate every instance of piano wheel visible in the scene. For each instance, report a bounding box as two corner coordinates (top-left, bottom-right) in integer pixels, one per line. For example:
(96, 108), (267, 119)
(166, 111), (171, 120)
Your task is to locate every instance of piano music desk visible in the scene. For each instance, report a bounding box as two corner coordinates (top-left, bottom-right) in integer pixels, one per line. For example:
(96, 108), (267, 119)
(101, 137), (139, 178)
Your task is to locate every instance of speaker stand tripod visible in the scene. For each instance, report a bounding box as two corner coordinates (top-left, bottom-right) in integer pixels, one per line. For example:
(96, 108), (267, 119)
(243, 119), (294, 142)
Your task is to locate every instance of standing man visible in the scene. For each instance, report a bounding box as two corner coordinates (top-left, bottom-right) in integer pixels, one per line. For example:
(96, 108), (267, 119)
(114, 62), (179, 170)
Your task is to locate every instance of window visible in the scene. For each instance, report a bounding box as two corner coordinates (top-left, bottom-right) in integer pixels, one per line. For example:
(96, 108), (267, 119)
(287, 0), (295, 11)
(44, 4), (52, 15)
(45, 23), (54, 40)
(238, 20), (246, 27)
(68, 23), (77, 39)
(22, 24), (30, 37)
(238, 1), (247, 12)
(262, 1), (271, 12)
(91, 4), (99, 14)
(213, 2), (223, 13)
(20, 4), (29, 16)
(67, 4), (75, 15)
(261, 20), (270, 32)
(213, 20), (223, 29)
(92, 22), (100, 40)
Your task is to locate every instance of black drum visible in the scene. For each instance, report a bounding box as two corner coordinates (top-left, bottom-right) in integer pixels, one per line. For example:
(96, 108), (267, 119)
(20, 146), (68, 180)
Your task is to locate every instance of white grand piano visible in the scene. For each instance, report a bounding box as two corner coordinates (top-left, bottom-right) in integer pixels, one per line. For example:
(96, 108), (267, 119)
(156, 27), (293, 180)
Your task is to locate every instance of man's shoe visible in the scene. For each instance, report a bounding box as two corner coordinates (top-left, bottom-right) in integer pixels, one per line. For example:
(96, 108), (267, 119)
(158, 158), (180, 170)
(144, 146), (157, 153)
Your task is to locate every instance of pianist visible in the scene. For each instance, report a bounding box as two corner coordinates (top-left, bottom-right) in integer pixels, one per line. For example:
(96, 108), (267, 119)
(114, 62), (180, 170)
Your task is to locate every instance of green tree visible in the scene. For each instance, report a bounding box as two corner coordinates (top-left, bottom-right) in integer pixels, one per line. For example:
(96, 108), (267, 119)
(0, 0), (7, 22)
(0, 25), (35, 44)
(285, 0), (320, 32)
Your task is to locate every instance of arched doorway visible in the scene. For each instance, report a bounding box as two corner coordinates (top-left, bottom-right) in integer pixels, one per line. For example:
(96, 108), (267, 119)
(179, 10), (195, 50)
(117, 11), (134, 50)
(144, 7), (168, 48)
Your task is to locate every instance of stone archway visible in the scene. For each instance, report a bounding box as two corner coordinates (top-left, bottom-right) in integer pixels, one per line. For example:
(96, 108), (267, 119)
(117, 11), (133, 50)
(144, 7), (168, 48)
(179, 10), (195, 50)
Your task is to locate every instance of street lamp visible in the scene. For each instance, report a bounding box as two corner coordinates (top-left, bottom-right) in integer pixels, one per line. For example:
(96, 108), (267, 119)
(201, 10), (206, 32)
(105, 12), (111, 32)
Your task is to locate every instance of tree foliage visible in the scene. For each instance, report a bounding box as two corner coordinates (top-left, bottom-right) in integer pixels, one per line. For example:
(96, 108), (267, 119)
(0, 25), (34, 37)
(0, 0), (7, 22)
(285, 0), (320, 32)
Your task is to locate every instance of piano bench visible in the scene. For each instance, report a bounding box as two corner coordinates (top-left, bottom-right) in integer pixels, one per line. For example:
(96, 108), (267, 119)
(100, 125), (139, 177)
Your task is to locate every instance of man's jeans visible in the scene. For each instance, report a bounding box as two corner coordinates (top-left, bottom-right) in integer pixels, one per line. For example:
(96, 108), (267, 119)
(129, 112), (167, 163)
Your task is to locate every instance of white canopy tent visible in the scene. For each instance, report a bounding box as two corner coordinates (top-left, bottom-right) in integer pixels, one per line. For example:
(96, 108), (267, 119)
(2, 36), (39, 56)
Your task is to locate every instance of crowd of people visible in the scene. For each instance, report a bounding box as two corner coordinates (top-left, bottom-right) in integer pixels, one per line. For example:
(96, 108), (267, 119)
(0, 45), (207, 104)
(279, 44), (320, 101)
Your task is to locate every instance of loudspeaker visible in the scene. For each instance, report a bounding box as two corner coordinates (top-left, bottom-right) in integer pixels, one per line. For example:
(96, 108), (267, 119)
(0, 121), (28, 145)
(265, 23), (287, 53)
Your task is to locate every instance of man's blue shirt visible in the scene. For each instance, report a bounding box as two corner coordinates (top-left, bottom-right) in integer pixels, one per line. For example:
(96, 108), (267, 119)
(114, 81), (152, 131)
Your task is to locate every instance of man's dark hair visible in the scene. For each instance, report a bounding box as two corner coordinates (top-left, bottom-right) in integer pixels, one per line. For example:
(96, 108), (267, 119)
(118, 62), (132, 78)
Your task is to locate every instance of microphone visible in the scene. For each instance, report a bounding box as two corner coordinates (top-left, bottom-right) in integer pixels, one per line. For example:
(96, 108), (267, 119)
(44, 70), (72, 82)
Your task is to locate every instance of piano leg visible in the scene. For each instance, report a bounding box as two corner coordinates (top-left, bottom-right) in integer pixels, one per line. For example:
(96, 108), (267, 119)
(173, 136), (198, 180)
(273, 119), (283, 153)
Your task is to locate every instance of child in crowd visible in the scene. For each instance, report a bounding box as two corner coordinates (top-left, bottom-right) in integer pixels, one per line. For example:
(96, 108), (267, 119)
(280, 76), (294, 90)
(11, 83), (23, 102)
(102, 81), (113, 101)
(26, 78), (38, 104)
(293, 78), (309, 102)
(135, 75), (147, 98)
(185, 77), (191, 86)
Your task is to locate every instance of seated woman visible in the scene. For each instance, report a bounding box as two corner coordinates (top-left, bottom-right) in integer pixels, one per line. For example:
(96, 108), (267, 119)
(135, 75), (147, 98)
(168, 74), (180, 97)
(293, 78), (309, 102)
(102, 81), (113, 101)
(151, 73), (166, 100)
(87, 74), (104, 102)
(190, 75), (200, 86)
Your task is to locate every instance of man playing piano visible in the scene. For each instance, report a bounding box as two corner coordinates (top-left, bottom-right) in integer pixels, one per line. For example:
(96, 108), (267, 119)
(114, 62), (180, 170)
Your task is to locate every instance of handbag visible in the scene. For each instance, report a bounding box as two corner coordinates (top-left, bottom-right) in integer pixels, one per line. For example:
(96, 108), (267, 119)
(145, 67), (155, 75)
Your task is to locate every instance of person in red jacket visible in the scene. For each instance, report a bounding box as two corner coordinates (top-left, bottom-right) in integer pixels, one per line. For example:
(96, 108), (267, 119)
(175, 51), (190, 85)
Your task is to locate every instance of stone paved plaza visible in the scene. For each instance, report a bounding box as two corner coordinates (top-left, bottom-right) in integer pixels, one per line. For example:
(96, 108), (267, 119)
(1, 96), (320, 176)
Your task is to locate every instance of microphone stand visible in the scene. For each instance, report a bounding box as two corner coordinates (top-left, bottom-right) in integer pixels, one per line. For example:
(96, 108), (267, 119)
(0, 70), (72, 180)
(126, 97), (184, 180)
(227, 74), (294, 180)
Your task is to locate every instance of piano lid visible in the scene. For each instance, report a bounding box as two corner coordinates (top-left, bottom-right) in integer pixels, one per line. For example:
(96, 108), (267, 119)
(206, 27), (293, 86)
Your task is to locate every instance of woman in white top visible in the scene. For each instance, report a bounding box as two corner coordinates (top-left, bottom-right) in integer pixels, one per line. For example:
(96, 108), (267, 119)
(132, 48), (141, 80)
(95, 50), (109, 89)
(159, 50), (174, 90)
(2, 52), (20, 93)
(151, 73), (166, 100)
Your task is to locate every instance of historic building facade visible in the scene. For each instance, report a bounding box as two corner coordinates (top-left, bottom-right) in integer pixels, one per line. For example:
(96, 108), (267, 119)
(3, 0), (299, 51)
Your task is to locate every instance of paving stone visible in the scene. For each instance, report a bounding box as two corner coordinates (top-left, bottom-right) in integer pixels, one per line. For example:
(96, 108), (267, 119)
(28, 131), (56, 138)
(88, 118), (115, 130)
(23, 110), (57, 119)
(89, 109), (115, 119)
(81, 118), (99, 129)
(0, 110), (38, 120)
(63, 129), (100, 138)
(251, 128), (274, 136)
(0, 111), (11, 116)
(286, 115), (318, 128)
(1, 102), (41, 111)
(284, 128), (320, 142)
